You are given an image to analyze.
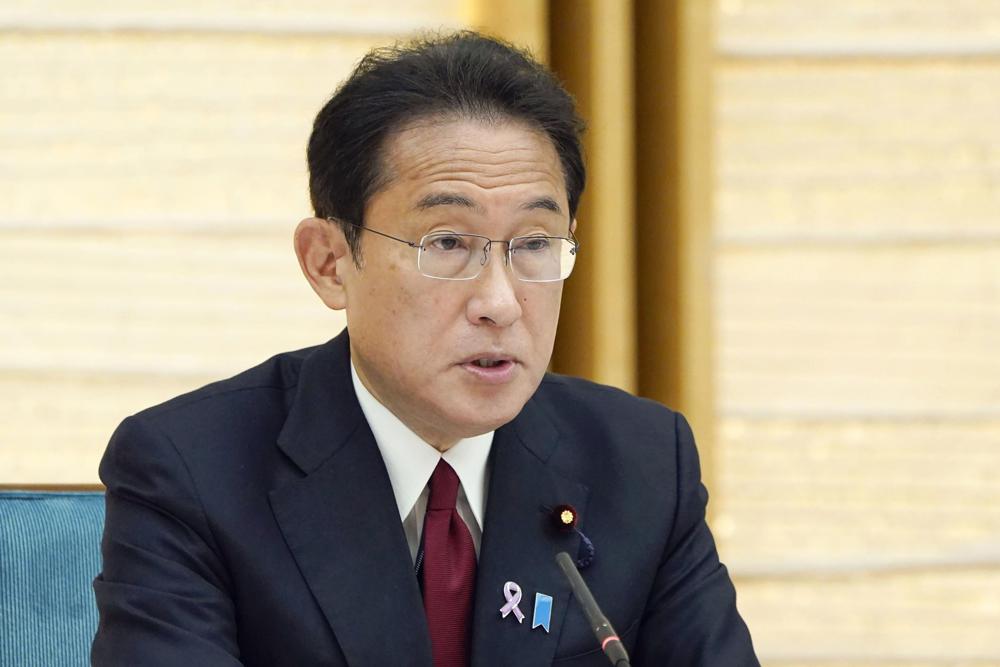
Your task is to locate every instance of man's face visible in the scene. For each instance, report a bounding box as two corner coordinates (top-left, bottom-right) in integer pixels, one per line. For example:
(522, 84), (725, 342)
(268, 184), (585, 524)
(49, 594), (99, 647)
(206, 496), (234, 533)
(339, 117), (571, 449)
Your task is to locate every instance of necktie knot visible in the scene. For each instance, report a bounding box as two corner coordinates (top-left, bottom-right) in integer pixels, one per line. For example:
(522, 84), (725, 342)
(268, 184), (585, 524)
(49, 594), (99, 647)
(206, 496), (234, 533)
(427, 459), (460, 511)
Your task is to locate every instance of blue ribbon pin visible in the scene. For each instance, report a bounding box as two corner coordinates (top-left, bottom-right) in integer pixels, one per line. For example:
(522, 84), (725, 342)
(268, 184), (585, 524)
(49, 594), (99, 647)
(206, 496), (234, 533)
(531, 592), (553, 632)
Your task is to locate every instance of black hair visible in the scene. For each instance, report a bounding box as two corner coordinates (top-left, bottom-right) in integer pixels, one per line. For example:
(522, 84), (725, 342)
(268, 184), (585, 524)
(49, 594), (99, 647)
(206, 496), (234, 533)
(307, 31), (586, 262)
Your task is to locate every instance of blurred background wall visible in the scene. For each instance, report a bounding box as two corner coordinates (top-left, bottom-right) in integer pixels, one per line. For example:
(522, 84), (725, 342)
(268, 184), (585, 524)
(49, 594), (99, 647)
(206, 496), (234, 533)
(710, 2), (1000, 663)
(2, 1), (999, 664)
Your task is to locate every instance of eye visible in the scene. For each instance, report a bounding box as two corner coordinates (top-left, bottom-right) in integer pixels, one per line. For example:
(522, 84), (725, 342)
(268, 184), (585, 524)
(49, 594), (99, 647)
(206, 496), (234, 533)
(426, 234), (468, 252)
(512, 236), (552, 252)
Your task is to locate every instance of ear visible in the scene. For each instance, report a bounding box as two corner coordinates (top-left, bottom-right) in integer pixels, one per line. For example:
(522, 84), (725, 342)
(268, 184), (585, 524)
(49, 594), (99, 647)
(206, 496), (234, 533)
(569, 218), (577, 235)
(294, 217), (350, 311)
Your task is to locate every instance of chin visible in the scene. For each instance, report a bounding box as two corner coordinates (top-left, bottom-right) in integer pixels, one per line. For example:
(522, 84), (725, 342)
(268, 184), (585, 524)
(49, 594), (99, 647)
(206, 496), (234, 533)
(434, 371), (542, 435)
(443, 398), (525, 437)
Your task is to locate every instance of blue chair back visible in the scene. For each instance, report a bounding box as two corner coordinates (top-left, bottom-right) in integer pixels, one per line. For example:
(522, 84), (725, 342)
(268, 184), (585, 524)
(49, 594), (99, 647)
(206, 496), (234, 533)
(0, 491), (104, 667)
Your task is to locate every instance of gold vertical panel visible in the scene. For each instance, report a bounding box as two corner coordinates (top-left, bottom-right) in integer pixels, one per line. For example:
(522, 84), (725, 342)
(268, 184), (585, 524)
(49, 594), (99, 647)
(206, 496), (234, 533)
(634, 0), (717, 485)
(461, 0), (548, 61)
(549, 0), (637, 393)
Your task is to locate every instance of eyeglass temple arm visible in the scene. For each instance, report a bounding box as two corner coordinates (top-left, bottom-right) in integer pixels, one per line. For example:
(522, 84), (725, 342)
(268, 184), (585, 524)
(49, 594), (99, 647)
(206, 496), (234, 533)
(326, 217), (422, 248)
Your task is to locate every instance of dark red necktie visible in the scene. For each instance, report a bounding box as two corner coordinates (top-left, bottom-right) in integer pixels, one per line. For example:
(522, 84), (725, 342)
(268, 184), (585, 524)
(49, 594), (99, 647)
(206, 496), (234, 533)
(422, 459), (476, 667)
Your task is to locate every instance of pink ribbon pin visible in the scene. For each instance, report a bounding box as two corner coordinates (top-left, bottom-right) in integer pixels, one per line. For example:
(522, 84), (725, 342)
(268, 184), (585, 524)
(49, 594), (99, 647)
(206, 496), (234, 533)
(499, 581), (525, 623)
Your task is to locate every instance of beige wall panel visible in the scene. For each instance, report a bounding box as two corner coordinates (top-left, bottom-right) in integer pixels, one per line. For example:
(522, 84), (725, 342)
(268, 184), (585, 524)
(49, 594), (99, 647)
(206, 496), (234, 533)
(771, 663), (1000, 667)
(0, 231), (345, 376)
(0, 372), (220, 483)
(713, 419), (1000, 569)
(716, 245), (1000, 417)
(717, 0), (1000, 56)
(716, 63), (1000, 242)
(0, 32), (388, 228)
(714, 1), (1000, 663)
(0, 0), (462, 30)
(736, 569), (1000, 661)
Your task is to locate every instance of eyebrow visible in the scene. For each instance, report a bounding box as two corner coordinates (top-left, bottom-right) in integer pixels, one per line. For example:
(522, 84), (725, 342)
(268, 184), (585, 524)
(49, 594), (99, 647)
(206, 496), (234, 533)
(415, 192), (485, 214)
(519, 196), (563, 215)
(414, 192), (564, 216)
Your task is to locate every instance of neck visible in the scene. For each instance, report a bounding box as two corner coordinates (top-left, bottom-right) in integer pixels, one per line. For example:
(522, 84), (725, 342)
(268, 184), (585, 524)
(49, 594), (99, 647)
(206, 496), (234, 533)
(350, 354), (462, 453)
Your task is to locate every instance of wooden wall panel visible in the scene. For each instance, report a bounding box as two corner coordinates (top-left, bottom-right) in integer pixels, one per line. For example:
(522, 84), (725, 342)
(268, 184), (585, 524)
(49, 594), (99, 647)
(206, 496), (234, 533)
(0, 231), (343, 376)
(735, 569), (1000, 661)
(0, 4), (467, 482)
(717, 0), (1000, 56)
(0, 32), (383, 228)
(0, 230), (344, 482)
(713, 3), (1000, 662)
(0, 0), (462, 31)
(716, 245), (1000, 417)
(715, 419), (1000, 569)
(774, 663), (1000, 667)
(717, 63), (1000, 242)
(0, 373), (216, 482)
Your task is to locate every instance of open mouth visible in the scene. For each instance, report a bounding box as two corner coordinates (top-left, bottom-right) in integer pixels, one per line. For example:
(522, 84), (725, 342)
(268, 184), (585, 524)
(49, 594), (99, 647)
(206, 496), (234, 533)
(461, 358), (516, 383)
(473, 359), (505, 368)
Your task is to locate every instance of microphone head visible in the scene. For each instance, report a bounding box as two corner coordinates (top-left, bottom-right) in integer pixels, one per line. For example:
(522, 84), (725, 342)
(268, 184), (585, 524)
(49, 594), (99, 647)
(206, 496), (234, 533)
(555, 551), (576, 572)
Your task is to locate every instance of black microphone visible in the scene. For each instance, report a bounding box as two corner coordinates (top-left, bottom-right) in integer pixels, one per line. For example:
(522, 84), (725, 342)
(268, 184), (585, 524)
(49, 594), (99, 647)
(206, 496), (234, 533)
(555, 551), (630, 667)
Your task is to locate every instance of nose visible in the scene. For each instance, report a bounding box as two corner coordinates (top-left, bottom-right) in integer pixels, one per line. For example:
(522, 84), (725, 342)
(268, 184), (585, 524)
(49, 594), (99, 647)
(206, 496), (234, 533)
(465, 243), (522, 327)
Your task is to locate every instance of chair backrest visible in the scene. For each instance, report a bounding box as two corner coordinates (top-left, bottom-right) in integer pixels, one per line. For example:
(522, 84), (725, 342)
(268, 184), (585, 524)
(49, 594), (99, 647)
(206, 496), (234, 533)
(0, 491), (104, 666)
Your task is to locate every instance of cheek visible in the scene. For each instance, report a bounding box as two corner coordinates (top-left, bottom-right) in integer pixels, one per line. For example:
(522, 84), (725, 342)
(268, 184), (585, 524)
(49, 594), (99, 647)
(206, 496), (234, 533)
(523, 288), (562, 321)
(394, 285), (459, 346)
(427, 289), (451, 312)
(419, 282), (472, 323)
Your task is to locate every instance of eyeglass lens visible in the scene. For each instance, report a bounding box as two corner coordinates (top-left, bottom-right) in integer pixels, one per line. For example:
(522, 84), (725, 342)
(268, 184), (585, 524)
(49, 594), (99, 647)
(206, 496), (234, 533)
(417, 233), (576, 281)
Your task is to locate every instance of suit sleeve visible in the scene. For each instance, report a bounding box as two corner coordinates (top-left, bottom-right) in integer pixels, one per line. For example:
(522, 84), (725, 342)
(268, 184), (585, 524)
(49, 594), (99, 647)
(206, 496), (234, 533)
(630, 413), (760, 666)
(91, 415), (244, 666)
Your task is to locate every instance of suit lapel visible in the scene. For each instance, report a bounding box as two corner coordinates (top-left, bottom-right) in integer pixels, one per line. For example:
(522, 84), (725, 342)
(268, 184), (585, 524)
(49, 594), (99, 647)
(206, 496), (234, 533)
(268, 332), (589, 666)
(471, 395), (590, 667)
(269, 332), (433, 666)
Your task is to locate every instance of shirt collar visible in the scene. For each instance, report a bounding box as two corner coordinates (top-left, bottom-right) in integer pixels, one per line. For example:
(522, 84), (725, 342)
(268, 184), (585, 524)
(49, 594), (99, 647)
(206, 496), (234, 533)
(350, 360), (493, 529)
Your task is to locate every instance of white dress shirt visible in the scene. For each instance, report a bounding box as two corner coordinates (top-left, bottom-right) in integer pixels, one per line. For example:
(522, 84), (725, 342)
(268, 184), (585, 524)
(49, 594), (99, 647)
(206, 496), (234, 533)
(350, 361), (493, 562)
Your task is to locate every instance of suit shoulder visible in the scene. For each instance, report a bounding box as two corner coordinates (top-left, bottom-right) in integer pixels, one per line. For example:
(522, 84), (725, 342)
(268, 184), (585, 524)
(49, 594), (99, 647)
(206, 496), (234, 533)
(538, 372), (678, 424)
(131, 344), (318, 426)
(533, 374), (699, 537)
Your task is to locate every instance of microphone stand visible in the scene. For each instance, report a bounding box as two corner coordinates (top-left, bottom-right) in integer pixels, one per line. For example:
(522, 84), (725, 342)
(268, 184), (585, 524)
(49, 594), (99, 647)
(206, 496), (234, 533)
(555, 551), (631, 667)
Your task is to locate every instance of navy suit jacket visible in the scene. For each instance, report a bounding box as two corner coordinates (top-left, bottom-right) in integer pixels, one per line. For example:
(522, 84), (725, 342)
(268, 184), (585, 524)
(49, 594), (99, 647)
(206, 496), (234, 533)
(92, 330), (758, 665)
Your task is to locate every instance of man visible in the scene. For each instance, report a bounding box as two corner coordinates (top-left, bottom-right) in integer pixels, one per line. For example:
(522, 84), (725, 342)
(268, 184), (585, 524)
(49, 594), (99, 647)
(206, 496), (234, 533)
(92, 32), (758, 666)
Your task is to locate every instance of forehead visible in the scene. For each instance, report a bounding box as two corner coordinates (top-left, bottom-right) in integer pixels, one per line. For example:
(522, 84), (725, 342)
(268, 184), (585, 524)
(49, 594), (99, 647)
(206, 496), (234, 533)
(376, 116), (568, 209)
